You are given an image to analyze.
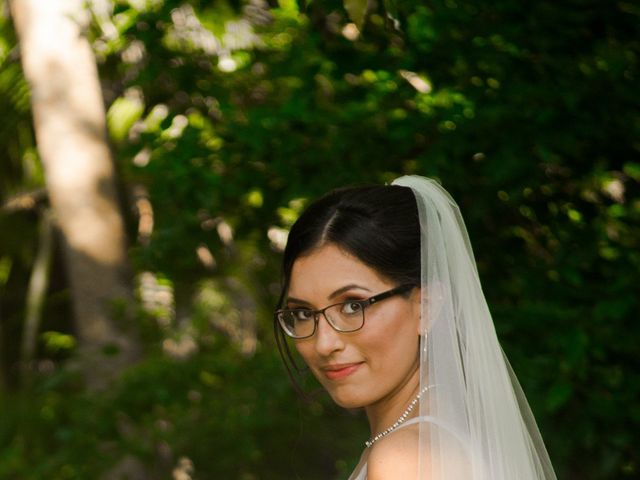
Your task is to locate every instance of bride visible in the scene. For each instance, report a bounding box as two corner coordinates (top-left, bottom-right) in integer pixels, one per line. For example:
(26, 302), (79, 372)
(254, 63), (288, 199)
(274, 176), (557, 480)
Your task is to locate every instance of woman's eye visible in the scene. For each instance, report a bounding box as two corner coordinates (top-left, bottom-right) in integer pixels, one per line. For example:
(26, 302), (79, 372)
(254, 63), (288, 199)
(294, 310), (314, 321)
(341, 302), (363, 315)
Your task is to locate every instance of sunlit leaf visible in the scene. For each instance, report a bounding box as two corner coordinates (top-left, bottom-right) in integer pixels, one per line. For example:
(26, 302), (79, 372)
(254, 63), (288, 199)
(344, 0), (369, 30)
(107, 91), (145, 142)
(41, 331), (77, 353)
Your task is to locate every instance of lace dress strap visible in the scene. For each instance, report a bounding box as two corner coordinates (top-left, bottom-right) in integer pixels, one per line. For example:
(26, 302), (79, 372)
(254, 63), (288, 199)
(396, 414), (453, 431)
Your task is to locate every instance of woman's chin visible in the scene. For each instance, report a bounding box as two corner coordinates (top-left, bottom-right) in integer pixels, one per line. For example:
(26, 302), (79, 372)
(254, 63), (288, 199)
(327, 389), (366, 409)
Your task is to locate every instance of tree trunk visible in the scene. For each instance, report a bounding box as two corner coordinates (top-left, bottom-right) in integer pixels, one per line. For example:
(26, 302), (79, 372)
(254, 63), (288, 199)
(10, 0), (139, 389)
(20, 207), (53, 385)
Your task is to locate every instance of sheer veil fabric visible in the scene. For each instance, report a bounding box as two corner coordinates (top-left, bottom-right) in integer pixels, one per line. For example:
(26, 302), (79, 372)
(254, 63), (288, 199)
(391, 176), (557, 480)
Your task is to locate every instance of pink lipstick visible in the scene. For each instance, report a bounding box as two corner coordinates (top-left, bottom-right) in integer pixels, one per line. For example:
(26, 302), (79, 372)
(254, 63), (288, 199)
(322, 363), (363, 380)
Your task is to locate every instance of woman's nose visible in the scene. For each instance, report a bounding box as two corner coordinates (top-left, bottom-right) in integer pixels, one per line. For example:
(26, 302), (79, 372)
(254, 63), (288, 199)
(313, 313), (344, 356)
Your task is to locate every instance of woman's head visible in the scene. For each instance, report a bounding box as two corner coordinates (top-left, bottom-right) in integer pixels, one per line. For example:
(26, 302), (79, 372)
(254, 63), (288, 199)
(278, 184), (421, 302)
(275, 185), (423, 407)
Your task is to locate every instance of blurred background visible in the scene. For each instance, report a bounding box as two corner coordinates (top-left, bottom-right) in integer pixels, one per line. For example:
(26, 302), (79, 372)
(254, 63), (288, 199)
(0, 0), (638, 479)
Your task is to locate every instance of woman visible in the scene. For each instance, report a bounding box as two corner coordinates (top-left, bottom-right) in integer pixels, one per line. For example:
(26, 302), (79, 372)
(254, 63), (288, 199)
(274, 176), (557, 480)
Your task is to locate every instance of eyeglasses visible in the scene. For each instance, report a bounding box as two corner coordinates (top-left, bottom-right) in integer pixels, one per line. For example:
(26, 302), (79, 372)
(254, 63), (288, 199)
(276, 284), (415, 339)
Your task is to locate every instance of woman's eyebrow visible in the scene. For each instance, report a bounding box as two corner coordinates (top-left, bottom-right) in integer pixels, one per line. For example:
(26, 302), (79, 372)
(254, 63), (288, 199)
(285, 296), (311, 306)
(286, 284), (371, 306)
(328, 284), (371, 300)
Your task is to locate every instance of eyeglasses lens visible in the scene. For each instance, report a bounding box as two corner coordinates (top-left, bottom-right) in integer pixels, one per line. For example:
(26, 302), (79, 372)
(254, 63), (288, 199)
(279, 302), (365, 338)
(278, 310), (315, 338)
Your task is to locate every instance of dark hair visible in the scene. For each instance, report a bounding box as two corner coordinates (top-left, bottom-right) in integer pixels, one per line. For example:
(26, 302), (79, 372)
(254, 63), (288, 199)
(274, 184), (421, 395)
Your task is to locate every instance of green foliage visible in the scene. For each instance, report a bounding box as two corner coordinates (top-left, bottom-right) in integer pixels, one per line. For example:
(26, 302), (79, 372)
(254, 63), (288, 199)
(0, 0), (638, 478)
(0, 336), (366, 479)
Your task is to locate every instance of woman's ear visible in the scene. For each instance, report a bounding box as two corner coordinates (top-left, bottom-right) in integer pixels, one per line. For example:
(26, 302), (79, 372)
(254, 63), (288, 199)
(418, 282), (446, 335)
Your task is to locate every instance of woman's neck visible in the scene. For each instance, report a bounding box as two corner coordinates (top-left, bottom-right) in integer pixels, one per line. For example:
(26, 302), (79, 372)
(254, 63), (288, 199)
(364, 366), (422, 437)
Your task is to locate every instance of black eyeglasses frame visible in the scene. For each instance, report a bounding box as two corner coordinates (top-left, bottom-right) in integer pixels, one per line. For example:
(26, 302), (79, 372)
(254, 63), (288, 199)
(275, 283), (415, 339)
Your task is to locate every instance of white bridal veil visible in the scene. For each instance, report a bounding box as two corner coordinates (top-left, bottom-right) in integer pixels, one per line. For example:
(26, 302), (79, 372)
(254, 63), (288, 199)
(391, 176), (557, 480)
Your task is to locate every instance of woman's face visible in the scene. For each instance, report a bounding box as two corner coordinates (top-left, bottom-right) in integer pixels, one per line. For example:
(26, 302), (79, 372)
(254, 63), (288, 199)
(287, 243), (421, 409)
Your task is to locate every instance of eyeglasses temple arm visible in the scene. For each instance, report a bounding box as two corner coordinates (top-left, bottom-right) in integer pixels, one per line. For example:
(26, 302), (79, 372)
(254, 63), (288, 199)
(368, 284), (414, 305)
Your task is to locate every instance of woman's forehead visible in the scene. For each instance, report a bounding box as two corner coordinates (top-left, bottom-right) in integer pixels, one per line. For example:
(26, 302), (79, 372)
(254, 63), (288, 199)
(288, 244), (390, 298)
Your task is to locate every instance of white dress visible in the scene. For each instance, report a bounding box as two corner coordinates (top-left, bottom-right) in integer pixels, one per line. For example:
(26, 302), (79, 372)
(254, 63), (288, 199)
(347, 415), (472, 480)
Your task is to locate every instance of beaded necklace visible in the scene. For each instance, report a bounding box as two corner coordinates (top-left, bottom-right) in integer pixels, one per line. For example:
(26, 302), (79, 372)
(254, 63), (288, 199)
(365, 384), (435, 448)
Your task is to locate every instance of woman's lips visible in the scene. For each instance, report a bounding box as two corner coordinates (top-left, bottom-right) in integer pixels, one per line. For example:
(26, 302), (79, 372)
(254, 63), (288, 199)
(322, 362), (363, 380)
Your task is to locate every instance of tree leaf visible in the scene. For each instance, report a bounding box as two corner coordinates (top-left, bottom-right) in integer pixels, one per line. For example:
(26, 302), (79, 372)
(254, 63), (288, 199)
(344, 0), (369, 30)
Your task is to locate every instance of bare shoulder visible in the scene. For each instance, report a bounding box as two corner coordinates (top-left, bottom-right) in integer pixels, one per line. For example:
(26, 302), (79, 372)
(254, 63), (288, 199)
(366, 422), (473, 479)
(366, 425), (420, 480)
